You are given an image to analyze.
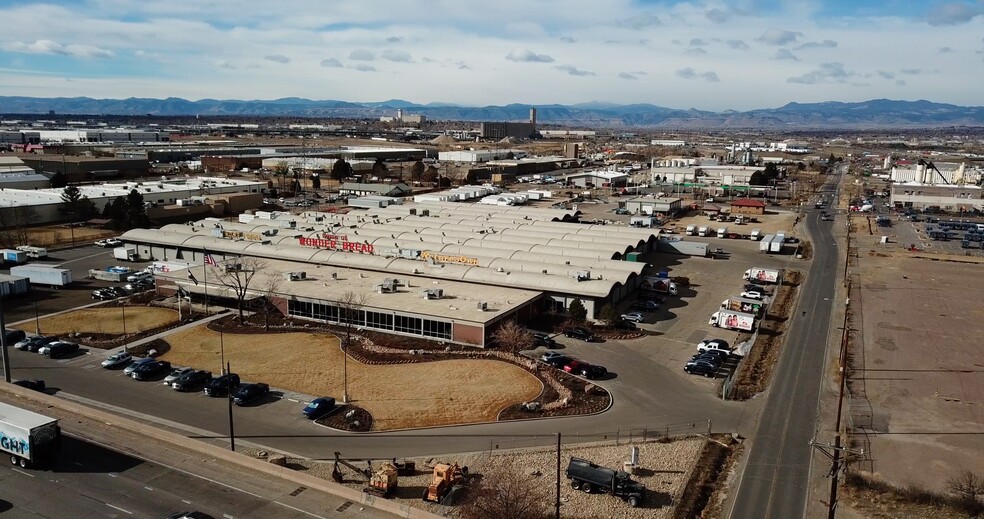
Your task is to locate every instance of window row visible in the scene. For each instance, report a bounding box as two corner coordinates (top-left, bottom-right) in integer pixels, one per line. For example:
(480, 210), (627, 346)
(287, 299), (452, 340)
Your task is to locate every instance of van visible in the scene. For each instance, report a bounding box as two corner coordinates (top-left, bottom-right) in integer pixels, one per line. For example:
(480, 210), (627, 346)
(43, 341), (79, 358)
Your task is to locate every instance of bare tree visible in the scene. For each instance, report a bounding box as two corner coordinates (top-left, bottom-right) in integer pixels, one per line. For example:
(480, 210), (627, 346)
(336, 290), (369, 347)
(460, 468), (551, 519)
(213, 256), (266, 324)
(0, 206), (37, 248)
(947, 471), (984, 505)
(492, 320), (533, 352)
(257, 271), (283, 331)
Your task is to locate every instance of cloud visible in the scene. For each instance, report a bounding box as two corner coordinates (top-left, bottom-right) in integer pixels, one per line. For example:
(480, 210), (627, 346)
(215, 60), (236, 70)
(555, 65), (595, 76)
(2, 39), (114, 59)
(381, 49), (412, 62)
(686, 48), (708, 55)
(690, 39), (708, 47)
(877, 70), (895, 79)
(773, 49), (799, 61)
(895, 79), (907, 86)
(787, 62), (852, 84)
(756, 29), (802, 46)
(320, 58), (342, 68)
(939, 46), (954, 53)
(386, 36), (402, 43)
(795, 40), (837, 50)
(726, 40), (749, 50)
(676, 68), (719, 82)
(506, 48), (554, 63)
(926, 2), (983, 26)
(560, 36), (576, 43)
(264, 54), (290, 64)
(134, 50), (164, 62)
(617, 13), (662, 30)
(705, 8), (731, 23)
(900, 68), (922, 75)
(349, 49), (375, 61)
(619, 72), (638, 80)
(351, 64), (376, 72)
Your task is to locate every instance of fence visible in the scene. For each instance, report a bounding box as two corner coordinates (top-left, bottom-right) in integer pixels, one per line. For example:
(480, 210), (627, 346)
(487, 419), (713, 455)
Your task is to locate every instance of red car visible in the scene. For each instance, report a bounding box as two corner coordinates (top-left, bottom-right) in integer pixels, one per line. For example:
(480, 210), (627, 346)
(563, 360), (587, 375)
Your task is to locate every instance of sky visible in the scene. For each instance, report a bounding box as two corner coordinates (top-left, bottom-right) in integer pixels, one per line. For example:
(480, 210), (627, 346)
(0, 0), (982, 111)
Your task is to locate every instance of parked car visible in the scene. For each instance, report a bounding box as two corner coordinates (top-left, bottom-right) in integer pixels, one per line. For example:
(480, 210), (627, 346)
(101, 351), (133, 369)
(563, 360), (588, 375)
(205, 373), (241, 397)
(232, 383), (270, 406)
(631, 301), (659, 311)
(167, 512), (215, 519)
(541, 351), (567, 363)
(3, 328), (27, 345)
(130, 360), (172, 381)
(104, 238), (122, 247)
(94, 239), (110, 247)
(544, 354), (573, 369)
(91, 289), (118, 301)
(580, 364), (608, 380)
(302, 397), (337, 420)
(636, 294), (664, 303)
(532, 333), (557, 348)
(742, 284), (768, 293)
(15, 335), (57, 352)
(697, 339), (731, 352)
(620, 312), (645, 323)
(126, 271), (153, 283)
(740, 290), (764, 300)
(171, 370), (213, 392)
(42, 341), (80, 358)
(563, 327), (595, 341)
(690, 353), (725, 367)
(123, 357), (156, 375)
(12, 379), (45, 392)
(684, 361), (718, 378)
(164, 367), (196, 385)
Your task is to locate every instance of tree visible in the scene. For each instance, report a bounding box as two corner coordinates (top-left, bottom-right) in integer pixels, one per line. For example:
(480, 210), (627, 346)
(103, 196), (127, 224)
(371, 159), (388, 176)
(336, 290), (368, 404)
(422, 166), (439, 183)
(331, 158), (352, 182)
(410, 160), (425, 183)
(257, 272), (283, 332)
(125, 189), (150, 228)
(599, 303), (619, 326)
(310, 172), (322, 190)
(460, 468), (550, 519)
(49, 171), (67, 188)
(0, 206), (37, 249)
(568, 298), (587, 323)
(947, 471), (984, 507)
(60, 186), (97, 223)
(214, 256), (266, 324)
(273, 161), (291, 193)
(492, 320), (533, 352)
(749, 171), (767, 186)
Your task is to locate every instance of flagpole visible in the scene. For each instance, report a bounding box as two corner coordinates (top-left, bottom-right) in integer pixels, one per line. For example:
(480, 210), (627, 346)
(203, 247), (210, 315)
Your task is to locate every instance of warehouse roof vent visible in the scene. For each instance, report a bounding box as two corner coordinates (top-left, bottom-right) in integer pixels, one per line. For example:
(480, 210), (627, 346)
(421, 288), (444, 300)
(477, 301), (488, 311)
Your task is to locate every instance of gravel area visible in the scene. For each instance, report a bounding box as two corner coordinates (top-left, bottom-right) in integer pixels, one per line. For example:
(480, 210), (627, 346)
(244, 437), (706, 518)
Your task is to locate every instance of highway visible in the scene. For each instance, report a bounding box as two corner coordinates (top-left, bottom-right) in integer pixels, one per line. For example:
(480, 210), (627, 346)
(729, 169), (843, 518)
(0, 430), (399, 518)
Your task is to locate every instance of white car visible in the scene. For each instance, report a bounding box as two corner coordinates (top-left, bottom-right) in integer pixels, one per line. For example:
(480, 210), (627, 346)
(105, 238), (122, 247)
(697, 339), (732, 354)
(740, 290), (764, 300)
(94, 239), (109, 247)
(126, 271), (153, 283)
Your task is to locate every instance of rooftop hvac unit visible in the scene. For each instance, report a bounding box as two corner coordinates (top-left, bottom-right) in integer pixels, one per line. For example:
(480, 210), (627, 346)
(496, 267), (504, 272)
(574, 270), (591, 281)
(284, 271), (307, 281)
(421, 288), (444, 300)
(330, 272), (338, 280)
(409, 208), (417, 215)
(421, 209), (430, 216)
(477, 301), (488, 311)
(223, 262), (243, 272)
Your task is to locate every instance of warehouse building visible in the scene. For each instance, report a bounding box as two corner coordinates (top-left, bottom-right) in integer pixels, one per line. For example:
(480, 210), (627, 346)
(890, 184), (984, 213)
(624, 197), (683, 216)
(123, 202), (660, 347)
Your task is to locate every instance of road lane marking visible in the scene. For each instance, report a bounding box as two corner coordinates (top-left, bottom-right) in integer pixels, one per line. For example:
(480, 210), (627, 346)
(273, 501), (328, 519)
(11, 468), (35, 478)
(106, 504), (133, 514)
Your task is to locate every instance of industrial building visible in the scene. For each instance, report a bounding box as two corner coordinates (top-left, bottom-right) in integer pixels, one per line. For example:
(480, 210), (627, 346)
(480, 108), (538, 140)
(437, 150), (527, 163)
(123, 202), (663, 347)
(729, 199), (767, 215)
(0, 129), (169, 144)
(624, 197), (683, 216)
(890, 184), (984, 213)
(16, 154), (150, 181)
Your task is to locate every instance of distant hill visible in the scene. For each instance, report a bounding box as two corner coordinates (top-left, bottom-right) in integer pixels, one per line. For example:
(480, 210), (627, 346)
(1, 96), (982, 129)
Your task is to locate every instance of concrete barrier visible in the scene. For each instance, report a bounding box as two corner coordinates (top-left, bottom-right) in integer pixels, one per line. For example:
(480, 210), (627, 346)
(1, 384), (443, 519)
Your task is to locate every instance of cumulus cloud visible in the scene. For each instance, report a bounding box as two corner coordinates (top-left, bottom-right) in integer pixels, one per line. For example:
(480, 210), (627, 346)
(705, 8), (731, 23)
(381, 49), (412, 62)
(773, 49), (799, 61)
(896, 79), (907, 86)
(795, 39), (838, 50)
(506, 48), (554, 63)
(134, 50), (163, 62)
(877, 70), (895, 79)
(560, 36), (576, 43)
(690, 38), (708, 47)
(926, 2), (983, 26)
(3, 39), (114, 59)
(756, 29), (802, 46)
(215, 60), (236, 70)
(787, 62), (852, 84)
(386, 36), (402, 43)
(264, 54), (290, 64)
(619, 72), (638, 80)
(686, 48), (708, 55)
(349, 49), (375, 61)
(939, 46), (954, 53)
(320, 58), (342, 68)
(617, 13), (662, 29)
(726, 40), (749, 50)
(676, 68), (719, 82)
(351, 64), (376, 72)
(555, 64), (595, 76)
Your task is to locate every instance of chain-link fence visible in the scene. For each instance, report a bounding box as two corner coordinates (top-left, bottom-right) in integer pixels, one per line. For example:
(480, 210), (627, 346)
(486, 419), (714, 456)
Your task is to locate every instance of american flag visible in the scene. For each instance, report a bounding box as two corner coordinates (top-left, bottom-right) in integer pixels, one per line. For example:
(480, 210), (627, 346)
(204, 254), (217, 266)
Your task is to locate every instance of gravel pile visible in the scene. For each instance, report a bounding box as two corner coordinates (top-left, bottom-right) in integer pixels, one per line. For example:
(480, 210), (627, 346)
(246, 437), (705, 518)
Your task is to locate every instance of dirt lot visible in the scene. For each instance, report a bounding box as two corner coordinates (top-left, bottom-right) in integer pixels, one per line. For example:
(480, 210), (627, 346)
(847, 250), (984, 494)
(22, 226), (118, 248)
(246, 437), (709, 519)
(160, 325), (541, 430)
(14, 306), (178, 336)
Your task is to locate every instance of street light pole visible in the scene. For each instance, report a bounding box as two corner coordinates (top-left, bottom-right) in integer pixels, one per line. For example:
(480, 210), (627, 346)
(33, 289), (41, 335)
(226, 361), (236, 452)
(121, 299), (128, 353)
(342, 337), (349, 403)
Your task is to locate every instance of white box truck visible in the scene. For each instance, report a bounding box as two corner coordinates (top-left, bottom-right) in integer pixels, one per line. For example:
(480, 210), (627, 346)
(15, 246), (47, 259)
(709, 310), (755, 332)
(640, 276), (678, 296)
(697, 226), (709, 237)
(769, 235), (784, 253)
(759, 234), (775, 252)
(749, 229), (762, 241)
(0, 401), (61, 468)
(721, 297), (765, 317)
(113, 246), (139, 261)
(716, 226), (728, 238)
(743, 267), (781, 284)
(9, 264), (73, 287)
(685, 225), (696, 236)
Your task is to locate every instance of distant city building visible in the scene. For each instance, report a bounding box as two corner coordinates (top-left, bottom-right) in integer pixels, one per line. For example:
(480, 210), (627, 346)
(480, 107), (537, 140)
(890, 184), (983, 213)
(1, 129), (171, 143)
(339, 182), (411, 197)
(380, 109), (426, 126)
(438, 149), (527, 163)
(540, 130), (596, 139)
(651, 139), (687, 147)
(890, 162), (979, 185)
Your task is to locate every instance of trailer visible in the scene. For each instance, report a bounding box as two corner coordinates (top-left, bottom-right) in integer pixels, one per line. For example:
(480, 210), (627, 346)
(709, 310), (755, 332)
(0, 401), (61, 468)
(656, 237), (709, 257)
(721, 297), (765, 317)
(743, 267), (781, 284)
(759, 234), (775, 252)
(697, 226), (709, 237)
(640, 276), (678, 296)
(1, 249), (28, 264)
(113, 246), (139, 262)
(0, 274), (30, 298)
(769, 235), (784, 253)
(9, 264), (73, 287)
(685, 225), (696, 236)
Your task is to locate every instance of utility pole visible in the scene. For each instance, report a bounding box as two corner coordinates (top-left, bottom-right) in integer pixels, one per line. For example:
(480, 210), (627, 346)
(0, 292), (10, 382)
(227, 361), (236, 452)
(555, 433), (562, 519)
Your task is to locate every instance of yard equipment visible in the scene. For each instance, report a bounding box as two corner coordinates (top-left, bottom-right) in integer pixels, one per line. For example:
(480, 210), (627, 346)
(422, 462), (468, 503)
(364, 462), (399, 497)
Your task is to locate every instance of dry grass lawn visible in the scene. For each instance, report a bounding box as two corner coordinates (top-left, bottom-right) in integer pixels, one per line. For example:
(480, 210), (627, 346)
(161, 325), (542, 430)
(24, 226), (118, 247)
(17, 307), (179, 335)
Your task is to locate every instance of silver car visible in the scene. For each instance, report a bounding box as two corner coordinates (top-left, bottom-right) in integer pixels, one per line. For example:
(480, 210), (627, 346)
(164, 367), (195, 385)
(123, 357), (155, 375)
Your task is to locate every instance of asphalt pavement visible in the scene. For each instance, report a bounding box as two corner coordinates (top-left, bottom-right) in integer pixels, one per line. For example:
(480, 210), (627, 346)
(728, 170), (843, 518)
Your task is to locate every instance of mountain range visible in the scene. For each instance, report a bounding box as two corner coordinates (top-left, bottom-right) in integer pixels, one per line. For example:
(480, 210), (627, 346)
(2, 96), (983, 129)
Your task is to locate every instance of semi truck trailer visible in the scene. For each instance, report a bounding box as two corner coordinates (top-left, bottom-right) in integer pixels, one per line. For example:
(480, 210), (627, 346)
(0, 401), (61, 468)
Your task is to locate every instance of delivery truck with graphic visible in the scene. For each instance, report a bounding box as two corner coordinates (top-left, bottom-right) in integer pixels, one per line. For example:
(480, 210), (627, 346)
(708, 310), (755, 332)
(0, 401), (61, 468)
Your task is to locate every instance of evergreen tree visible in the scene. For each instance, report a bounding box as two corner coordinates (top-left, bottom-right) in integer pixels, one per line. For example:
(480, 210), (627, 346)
(568, 299), (587, 323)
(49, 172), (68, 188)
(125, 189), (150, 228)
(331, 158), (352, 181)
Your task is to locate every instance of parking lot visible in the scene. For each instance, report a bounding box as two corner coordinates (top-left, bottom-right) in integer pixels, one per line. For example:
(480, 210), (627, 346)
(858, 210), (984, 257)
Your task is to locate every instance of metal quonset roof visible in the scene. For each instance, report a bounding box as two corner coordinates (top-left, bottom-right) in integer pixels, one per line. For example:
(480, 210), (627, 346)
(528, 244), (620, 261)
(485, 258), (636, 285)
(121, 228), (200, 246)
